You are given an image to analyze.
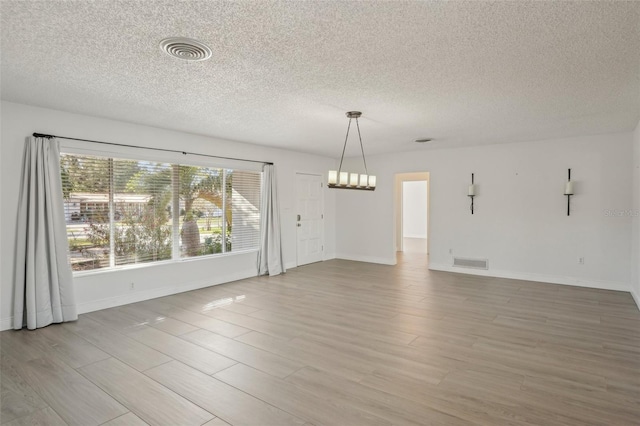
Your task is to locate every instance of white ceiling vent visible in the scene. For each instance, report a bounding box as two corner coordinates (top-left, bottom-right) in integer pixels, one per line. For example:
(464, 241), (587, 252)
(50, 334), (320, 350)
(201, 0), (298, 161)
(159, 37), (212, 61)
(453, 257), (488, 270)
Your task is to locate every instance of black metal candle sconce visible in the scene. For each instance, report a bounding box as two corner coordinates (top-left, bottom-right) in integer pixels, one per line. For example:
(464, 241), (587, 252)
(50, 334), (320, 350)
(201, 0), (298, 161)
(468, 173), (476, 214)
(564, 168), (574, 216)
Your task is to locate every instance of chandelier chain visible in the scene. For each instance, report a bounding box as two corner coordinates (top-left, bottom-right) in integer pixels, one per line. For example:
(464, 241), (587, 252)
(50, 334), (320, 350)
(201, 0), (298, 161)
(355, 118), (369, 175)
(337, 118), (352, 174)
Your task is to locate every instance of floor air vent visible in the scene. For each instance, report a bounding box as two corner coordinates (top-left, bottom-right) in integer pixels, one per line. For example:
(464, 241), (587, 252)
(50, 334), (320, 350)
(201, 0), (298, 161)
(453, 257), (488, 270)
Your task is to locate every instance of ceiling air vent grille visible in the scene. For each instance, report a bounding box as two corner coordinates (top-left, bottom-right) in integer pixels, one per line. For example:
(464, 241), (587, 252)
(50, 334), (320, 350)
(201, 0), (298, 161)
(453, 257), (488, 270)
(160, 37), (212, 61)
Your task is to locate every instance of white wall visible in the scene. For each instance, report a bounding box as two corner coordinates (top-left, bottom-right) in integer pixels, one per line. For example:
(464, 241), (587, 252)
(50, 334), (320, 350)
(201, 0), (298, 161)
(402, 181), (428, 238)
(337, 133), (634, 291)
(1, 101), (337, 329)
(632, 120), (640, 308)
(0, 102), (3, 325)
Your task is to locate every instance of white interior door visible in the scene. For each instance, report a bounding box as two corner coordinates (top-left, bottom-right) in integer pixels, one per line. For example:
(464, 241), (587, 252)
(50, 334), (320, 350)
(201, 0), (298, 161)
(296, 173), (324, 266)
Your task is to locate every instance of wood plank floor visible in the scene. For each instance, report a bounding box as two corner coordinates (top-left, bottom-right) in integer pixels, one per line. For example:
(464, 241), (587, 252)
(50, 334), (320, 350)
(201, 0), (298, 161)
(2, 254), (639, 425)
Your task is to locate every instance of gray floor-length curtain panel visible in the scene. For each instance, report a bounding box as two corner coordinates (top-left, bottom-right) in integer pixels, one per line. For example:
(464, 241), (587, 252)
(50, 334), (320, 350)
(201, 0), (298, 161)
(13, 136), (77, 330)
(257, 164), (286, 276)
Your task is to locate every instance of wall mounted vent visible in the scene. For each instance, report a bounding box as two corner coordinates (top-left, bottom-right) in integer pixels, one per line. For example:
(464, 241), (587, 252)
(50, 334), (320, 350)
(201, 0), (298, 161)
(453, 257), (488, 270)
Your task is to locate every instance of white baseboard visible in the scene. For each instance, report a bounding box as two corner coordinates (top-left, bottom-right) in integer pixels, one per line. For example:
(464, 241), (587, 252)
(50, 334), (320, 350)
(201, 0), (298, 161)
(285, 253), (336, 270)
(429, 263), (631, 292)
(631, 289), (640, 311)
(76, 269), (255, 315)
(285, 261), (298, 270)
(1, 269), (256, 331)
(335, 253), (397, 266)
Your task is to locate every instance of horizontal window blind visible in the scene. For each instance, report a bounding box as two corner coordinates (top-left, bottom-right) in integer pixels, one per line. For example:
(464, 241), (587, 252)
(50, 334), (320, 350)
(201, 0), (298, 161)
(230, 170), (262, 251)
(60, 152), (262, 273)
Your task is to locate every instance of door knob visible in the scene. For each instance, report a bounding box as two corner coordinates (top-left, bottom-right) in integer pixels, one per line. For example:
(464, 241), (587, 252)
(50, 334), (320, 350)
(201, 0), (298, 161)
(297, 223), (301, 227)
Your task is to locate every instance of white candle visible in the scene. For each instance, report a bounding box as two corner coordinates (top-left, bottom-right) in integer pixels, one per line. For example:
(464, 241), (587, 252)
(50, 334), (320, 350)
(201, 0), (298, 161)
(368, 175), (377, 188)
(564, 181), (574, 195)
(328, 170), (337, 185)
(339, 172), (348, 186)
(359, 174), (368, 187)
(349, 173), (359, 187)
(468, 184), (476, 196)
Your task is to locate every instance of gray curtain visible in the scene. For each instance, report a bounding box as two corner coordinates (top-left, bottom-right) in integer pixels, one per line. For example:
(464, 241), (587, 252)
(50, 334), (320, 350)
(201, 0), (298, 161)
(13, 136), (77, 330)
(257, 164), (285, 276)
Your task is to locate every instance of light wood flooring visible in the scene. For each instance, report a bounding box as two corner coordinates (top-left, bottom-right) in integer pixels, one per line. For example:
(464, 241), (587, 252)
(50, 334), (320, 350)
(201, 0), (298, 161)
(1, 254), (639, 425)
(402, 238), (428, 254)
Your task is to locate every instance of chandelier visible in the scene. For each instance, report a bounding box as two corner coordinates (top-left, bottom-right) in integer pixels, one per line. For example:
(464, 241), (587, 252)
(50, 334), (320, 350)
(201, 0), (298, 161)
(328, 111), (376, 191)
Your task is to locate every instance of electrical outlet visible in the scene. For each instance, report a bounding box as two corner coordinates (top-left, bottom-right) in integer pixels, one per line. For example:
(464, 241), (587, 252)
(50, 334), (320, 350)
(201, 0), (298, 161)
(449, 248), (453, 254)
(578, 257), (584, 265)
(130, 282), (135, 290)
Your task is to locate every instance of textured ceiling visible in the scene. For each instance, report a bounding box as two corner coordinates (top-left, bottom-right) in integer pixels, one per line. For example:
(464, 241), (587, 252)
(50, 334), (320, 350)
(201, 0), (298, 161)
(1, 1), (639, 158)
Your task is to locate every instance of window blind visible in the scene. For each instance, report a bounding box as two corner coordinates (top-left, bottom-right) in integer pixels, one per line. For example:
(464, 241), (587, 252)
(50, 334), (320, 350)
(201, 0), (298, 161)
(60, 152), (262, 272)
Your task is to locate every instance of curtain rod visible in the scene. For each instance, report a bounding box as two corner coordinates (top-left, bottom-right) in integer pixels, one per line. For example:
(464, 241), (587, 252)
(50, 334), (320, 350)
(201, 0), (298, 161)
(32, 133), (274, 166)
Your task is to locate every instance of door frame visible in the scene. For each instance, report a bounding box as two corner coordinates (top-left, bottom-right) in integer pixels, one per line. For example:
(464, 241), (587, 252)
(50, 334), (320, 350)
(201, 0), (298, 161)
(294, 171), (325, 267)
(394, 172), (430, 255)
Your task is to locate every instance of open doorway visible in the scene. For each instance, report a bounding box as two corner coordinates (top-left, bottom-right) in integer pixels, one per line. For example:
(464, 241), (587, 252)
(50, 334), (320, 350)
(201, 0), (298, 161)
(395, 172), (430, 256)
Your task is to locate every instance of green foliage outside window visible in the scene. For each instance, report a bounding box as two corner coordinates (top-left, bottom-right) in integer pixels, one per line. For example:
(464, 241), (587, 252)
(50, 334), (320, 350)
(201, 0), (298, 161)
(61, 152), (259, 272)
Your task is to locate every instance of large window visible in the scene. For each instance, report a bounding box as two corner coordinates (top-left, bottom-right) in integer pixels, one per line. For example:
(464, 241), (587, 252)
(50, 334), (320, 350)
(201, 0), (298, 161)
(60, 152), (261, 272)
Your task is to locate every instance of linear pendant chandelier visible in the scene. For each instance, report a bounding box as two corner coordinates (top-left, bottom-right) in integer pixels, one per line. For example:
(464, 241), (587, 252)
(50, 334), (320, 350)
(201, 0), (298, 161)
(328, 111), (376, 191)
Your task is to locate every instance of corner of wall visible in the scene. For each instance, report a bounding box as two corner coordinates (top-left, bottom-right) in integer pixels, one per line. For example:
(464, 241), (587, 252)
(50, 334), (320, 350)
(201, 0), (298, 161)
(631, 290), (640, 312)
(632, 118), (640, 310)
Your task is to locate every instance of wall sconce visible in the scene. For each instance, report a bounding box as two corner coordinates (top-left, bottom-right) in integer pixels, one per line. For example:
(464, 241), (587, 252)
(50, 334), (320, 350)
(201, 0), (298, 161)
(468, 173), (476, 214)
(564, 168), (574, 216)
